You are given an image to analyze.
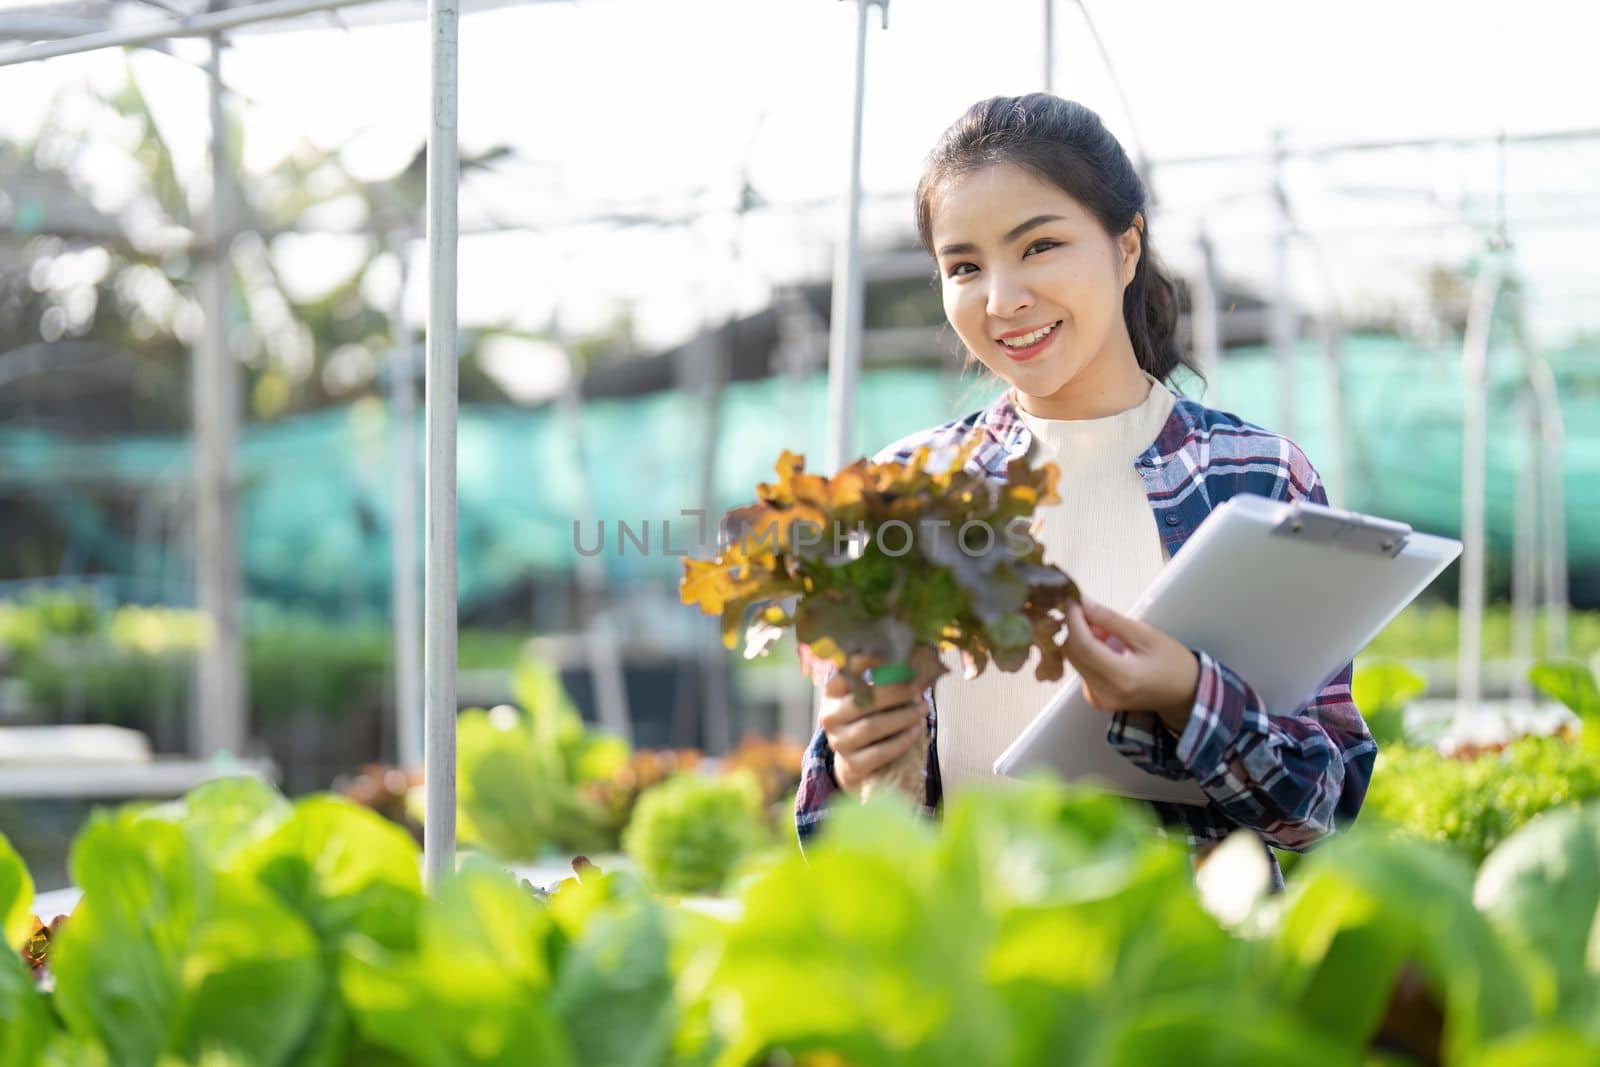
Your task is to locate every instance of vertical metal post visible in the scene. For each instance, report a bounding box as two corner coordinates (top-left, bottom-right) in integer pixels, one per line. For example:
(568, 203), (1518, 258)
(1191, 228), (1221, 401)
(194, 34), (245, 759)
(1296, 235), (1348, 508)
(555, 317), (633, 746)
(1268, 130), (1295, 441)
(824, 0), (883, 474)
(1042, 0), (1054, 93)
(387, 237), (423, 770)
(1511, 385), (1537, 703)
(1317, 316), (1347, 508)
(424, 0), (460, 891)
(777, 289), (827, 743)
(1527, 356), (1569, 657)
(1457, 258), (1501, 721)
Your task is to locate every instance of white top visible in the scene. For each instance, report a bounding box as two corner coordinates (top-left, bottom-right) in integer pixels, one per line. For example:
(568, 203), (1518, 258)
(934, 373), (1177, 795)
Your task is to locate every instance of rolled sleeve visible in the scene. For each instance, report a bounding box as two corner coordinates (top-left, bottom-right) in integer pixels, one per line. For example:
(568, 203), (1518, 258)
(1171, 652), (1376, 851)
(1106, 710), (1191, 780)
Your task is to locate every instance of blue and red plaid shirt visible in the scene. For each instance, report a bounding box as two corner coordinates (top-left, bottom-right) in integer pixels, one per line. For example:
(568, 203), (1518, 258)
(794, 385), (1378, 887)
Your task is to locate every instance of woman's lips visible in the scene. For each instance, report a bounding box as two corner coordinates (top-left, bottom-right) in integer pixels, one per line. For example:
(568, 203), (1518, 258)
(995, 320), (1061, 362)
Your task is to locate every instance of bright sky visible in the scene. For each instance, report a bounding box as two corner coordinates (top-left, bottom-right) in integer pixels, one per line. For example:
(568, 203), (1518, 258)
(2, 0), (1596, 390)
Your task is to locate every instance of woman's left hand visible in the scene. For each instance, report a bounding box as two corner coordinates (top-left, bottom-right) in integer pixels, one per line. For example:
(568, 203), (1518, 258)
(1060, 596), (1201, 736)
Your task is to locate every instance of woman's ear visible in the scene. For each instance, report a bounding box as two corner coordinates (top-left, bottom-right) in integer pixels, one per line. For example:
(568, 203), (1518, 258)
(1120, 214), (1143, 287)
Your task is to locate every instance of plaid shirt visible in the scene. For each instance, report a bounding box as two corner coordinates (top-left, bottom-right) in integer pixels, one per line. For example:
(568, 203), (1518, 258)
(794, 385), (1378, 887)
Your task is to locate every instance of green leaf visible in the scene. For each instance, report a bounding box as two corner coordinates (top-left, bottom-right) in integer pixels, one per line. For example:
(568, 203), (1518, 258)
(1352, 660), (1428, 745)
(1469, 1026), (1600, 1066)
(1530, 660), (1600, 723)
(1, 945), (57, 1067)
(221, 797), (425, 1065)
(683, 440), (1075, 698)
(341, 860), (574, 1066)
(510, 657), (582, 734)
(456, 708), (552, 860)
(454, 683), (620, 860)
(49, 809), (322, 1067)
(716, 847), (990, 1064)
(1098, 996), (1356, 1066)
(51, 813), (195, 1064)
(1475, 802), (1600, 1027)
(237, 795), (423, 951)
(0, 833), (32, 952)
(548, 874), (678, 1067)
(436, 856), (560, 985)
(708, 785), (1207, 1067)
(1271, 831), (1537, 1064)
(152, 777), (291, 866)
(1364, 738), (1600, 866)
(575, 734), (630, 784)
(621, 773), (768, 896)
(164, 878), (322, 1064)
(34, 1034), (112, 1067)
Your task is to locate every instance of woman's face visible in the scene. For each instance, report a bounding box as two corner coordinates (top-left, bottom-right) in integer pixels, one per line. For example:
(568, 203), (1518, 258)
(929, 163), (1143, 414)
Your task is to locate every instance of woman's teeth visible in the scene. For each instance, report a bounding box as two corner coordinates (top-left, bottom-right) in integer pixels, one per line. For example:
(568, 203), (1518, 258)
(999, 322), (1059, 348)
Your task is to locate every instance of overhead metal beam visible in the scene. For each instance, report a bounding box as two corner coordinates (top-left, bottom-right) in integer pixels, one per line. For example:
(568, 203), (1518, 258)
(0, 16), (102, 40)
(1156, 127), (1600, 168)
(0, 0), (385, 66)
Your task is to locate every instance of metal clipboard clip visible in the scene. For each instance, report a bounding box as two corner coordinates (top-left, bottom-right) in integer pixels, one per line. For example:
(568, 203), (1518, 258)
(1272, 501), (1413, 558)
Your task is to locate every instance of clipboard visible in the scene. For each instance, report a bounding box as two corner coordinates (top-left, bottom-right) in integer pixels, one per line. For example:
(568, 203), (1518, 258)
(992, 494), (1463, 806)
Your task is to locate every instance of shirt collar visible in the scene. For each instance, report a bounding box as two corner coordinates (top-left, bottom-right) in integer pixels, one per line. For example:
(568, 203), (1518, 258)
(975, 383), (1197, 468)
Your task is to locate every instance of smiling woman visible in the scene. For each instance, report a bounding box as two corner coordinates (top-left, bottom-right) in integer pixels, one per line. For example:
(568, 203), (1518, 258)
(915, 96), (1189, 420)
(796, 94), (1377, 892)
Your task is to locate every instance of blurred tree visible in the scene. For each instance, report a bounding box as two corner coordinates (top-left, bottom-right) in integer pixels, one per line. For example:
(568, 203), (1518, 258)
(0, 63), (526, 435)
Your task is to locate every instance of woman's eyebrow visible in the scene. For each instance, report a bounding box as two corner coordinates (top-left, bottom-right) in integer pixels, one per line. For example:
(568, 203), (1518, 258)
(935, 214), (1068, 257)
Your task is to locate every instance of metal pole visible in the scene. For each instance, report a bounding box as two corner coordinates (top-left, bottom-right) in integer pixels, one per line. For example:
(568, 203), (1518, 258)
(554, 317), (633, 746)
(1509, 257), (1537, 697)
(777, 288), (827, 744)
(1042, 0), (1054, 93)
(1298, 235), (1348, 509)
(194, 34), (244, 759)
(387, 237), (423, 770)
(1457, 257), (1502, 720)
(423, 0), (459, 891)
(1511, 385), (1537, 702)
(825, 0), (882, 474)
(1191, 228), (1221, 402)
(1527, 355), (1569, 657)
(1268, 130), (1295, 441)
(1317, 316), (1347, 508)
(0, 0), (389, 66)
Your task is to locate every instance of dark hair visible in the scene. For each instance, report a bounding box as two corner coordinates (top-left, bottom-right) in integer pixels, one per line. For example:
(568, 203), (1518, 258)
(915, 94), (1193, 384)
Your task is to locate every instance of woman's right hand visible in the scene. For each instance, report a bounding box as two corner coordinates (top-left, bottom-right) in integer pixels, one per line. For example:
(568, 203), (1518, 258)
(818, 657), (928, 796)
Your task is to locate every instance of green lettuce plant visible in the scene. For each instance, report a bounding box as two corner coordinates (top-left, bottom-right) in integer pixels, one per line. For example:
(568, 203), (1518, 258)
(1475, 803), (1600, 1034)
(1530, 659), (1600, 752)
(681, 439), (1078, 798)
(453, 659), (629, 861)
(0, 778), (689, 1067)
(1351, 659), (1428, 746)
(707, 781), (1340, 1066)
(1268, 829), (1537, 1065)
(682, 439), (1078, 683)
(1366, 737), (1600, 866)
(11, 777), (1600, 1064)
(621, 773), (769, 896)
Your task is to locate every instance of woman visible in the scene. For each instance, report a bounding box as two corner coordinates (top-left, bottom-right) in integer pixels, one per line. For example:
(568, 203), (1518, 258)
(794, 94), (1375, 887)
